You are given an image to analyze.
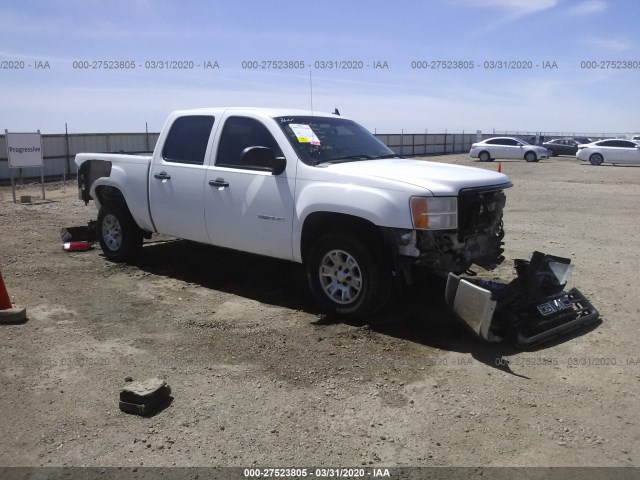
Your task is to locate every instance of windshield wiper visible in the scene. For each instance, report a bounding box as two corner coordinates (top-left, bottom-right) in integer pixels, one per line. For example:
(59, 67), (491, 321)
(373, 154), (404, 159)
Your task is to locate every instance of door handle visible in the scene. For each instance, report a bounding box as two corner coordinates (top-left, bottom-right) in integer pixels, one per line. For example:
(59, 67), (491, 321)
(209, 178), (229, 188)
(154, 172), (171, 180)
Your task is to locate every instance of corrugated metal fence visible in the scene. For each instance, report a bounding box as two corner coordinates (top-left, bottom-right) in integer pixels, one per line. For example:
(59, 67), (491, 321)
(1, 131), (481, 182)
(4, 129), (613, 182)
(0, 132), (160, 182)
(376, 133), (478, 156)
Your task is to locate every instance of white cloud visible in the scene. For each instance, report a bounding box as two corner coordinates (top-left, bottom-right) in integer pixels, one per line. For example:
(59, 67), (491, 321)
(457, 0), (558, 33)
(456, 0), (558, 16)
(567, 0), (608, 15)
(583, 36), (633, 51)
(0, 50), (75, 63)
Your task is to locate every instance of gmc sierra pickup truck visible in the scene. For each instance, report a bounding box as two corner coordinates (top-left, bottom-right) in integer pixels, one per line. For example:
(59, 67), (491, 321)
(76, 108), (512, 317)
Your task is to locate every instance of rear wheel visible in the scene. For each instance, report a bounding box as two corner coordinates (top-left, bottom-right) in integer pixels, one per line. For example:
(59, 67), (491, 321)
(306, 232), (391, 317)
(97, 203), (143, 262)
(524, 151), (538, 162)
(589, 153), (604, 166)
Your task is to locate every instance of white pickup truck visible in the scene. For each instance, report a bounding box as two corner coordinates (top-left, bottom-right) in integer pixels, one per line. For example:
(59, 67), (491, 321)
(76, 108), (512, 317)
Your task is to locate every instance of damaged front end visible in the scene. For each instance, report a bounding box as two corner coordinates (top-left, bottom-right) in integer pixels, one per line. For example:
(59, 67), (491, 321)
(445, 251), (600, 348)
(390, 186), (509, 278)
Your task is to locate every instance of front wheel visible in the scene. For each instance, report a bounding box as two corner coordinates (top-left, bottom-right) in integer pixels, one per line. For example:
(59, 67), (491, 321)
(97, 203), (143, 262)
(547, 149), (555, 157)
(478, 151), (492, 162)
(589, 153), (604, 165)
(306, 233), (391, 317)
(524, 151), (538, 162)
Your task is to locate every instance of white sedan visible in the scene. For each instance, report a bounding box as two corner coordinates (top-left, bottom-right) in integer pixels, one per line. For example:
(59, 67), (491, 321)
(576, 139), (640, 165)
(469, 137), (549, 162)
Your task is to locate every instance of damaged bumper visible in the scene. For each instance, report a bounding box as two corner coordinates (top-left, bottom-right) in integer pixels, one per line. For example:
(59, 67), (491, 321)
(445, 251), (600, 348)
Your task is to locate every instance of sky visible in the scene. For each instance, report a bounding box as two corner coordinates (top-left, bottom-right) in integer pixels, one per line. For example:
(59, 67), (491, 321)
(1, 0), (639, 135)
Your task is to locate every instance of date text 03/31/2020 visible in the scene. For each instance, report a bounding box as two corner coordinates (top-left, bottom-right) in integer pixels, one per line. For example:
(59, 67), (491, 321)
(243, 468), (391, 478)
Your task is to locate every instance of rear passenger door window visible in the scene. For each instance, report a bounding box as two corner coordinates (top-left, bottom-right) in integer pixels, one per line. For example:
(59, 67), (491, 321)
(163, 116), (215, 164)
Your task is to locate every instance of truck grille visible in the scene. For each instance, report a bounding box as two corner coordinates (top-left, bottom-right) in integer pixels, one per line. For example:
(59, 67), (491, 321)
(457, 187), (507, 241)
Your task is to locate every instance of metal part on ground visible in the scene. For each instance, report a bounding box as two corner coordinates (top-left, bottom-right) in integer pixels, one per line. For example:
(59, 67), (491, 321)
(445, 251), (600, 348)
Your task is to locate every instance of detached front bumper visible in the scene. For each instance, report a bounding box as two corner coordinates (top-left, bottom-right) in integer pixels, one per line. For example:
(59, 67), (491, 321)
(445, 251), (600, 348)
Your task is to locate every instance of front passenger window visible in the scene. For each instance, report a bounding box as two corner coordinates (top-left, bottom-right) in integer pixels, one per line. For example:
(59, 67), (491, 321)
(216, 116), (283, 168)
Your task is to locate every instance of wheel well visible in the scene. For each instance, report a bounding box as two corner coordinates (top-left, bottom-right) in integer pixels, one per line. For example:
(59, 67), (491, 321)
(525, 150), (537, 157)
(78, 160), (112, 204)
(479, 150), (490, 158)
(300, 212), (387, 263)
(95, 186), (151, 238)
(95, 185), (127, 207)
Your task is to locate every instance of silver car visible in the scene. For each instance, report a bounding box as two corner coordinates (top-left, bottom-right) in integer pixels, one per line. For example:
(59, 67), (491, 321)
(470, 137), (549, 163)
(576, 139), (640, 165)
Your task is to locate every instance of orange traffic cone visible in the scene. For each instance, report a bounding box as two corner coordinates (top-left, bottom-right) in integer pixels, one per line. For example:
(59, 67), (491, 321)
(0, 271), (12, 310)
(497, 162), (502, 173)
(0, 270), (27, 323)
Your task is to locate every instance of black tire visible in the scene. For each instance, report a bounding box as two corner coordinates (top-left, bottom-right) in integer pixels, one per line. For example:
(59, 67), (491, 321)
(524, 151), (537, 162)
(547, 149), (555, 157)
(589, 153), (604, 166)
(478, 151), (492, 162)
(306, 232), (392, 317)
(97, 203), (143, 262)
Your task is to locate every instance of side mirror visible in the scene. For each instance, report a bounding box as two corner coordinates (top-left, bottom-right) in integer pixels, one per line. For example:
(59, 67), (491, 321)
(240, 146), (287, 175)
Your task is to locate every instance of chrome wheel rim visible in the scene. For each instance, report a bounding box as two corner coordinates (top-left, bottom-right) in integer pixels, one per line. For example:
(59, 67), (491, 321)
(102, 214), (122, 251)
(319, 249), (363, 305)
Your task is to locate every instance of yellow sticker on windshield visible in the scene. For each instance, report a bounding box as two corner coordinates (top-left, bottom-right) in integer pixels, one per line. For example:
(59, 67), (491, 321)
(290, 124), (321, 145)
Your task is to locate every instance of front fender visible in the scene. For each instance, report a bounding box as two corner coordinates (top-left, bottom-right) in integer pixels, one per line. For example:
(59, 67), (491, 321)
(293, 181), (414, 262)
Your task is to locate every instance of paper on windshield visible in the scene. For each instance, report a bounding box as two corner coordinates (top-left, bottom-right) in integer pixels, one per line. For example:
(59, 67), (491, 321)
(289, 124), (321, 145)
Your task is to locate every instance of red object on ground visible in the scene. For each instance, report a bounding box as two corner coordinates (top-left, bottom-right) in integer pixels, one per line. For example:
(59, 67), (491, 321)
(0, 271), (13, 310)
(498, 162), (502, 173)
(63, 241), (95, 252)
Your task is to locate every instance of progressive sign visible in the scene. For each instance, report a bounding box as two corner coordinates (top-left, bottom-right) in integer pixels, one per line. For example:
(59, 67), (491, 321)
(5, 132), (43, 168)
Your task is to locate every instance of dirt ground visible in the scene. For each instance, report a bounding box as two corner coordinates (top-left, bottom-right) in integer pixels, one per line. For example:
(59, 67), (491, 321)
(0, 154), (639, 470)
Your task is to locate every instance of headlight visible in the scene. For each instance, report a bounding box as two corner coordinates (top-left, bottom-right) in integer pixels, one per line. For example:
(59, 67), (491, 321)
(410, 196), (457, 230)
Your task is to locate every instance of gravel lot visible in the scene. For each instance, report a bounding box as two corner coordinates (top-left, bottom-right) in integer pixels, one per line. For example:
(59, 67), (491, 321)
(0, 154), (639, 470)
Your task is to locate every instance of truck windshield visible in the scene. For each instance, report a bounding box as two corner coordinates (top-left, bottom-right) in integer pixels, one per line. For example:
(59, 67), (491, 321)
(275, 116), (398, 166)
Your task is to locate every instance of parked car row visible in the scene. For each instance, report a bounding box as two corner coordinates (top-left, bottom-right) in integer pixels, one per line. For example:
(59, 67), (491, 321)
(470, 136), (640, 165)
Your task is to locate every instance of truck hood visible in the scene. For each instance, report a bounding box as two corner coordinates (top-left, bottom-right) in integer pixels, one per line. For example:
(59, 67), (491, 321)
(324, 158), (512, 195)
